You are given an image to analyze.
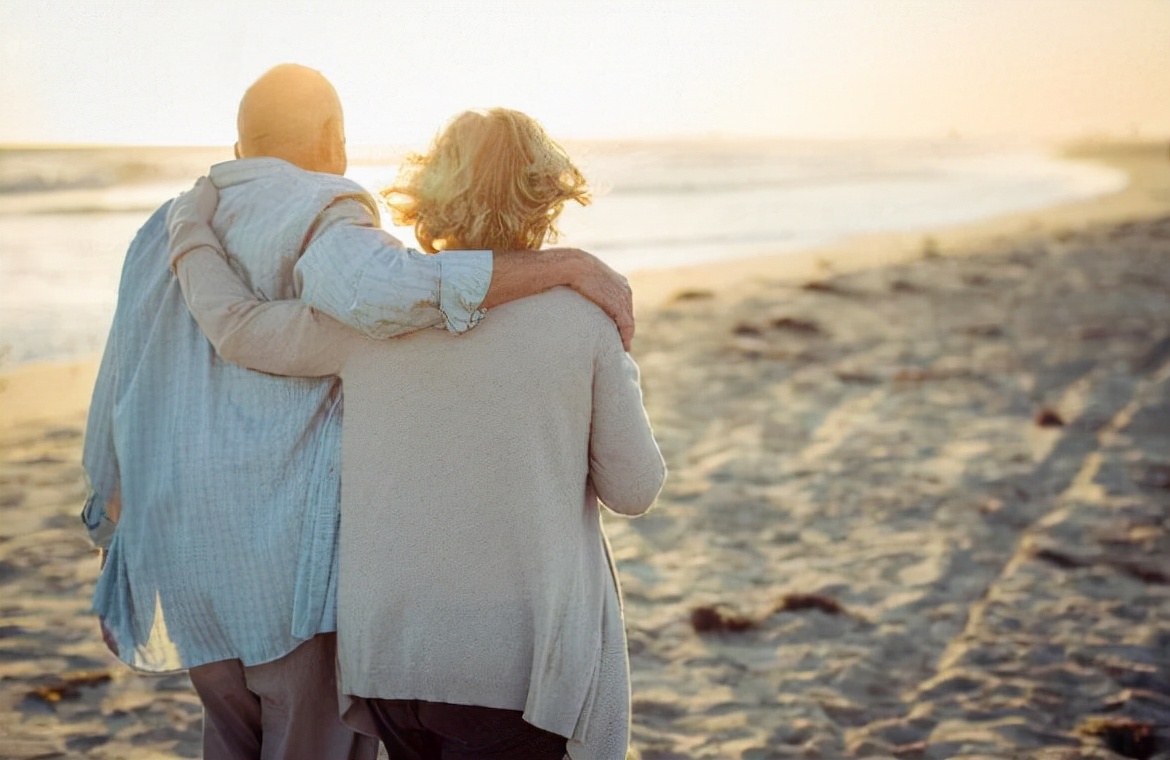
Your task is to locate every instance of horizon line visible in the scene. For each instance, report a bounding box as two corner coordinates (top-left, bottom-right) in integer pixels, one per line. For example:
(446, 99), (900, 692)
(4, 133), (1168, 152)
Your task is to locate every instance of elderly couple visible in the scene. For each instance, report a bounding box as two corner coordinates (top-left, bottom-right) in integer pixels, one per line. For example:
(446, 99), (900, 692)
(82, 64), (664, 760)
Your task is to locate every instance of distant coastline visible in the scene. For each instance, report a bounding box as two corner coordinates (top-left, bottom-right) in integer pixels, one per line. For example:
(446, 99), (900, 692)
(0, 140), (1158, 379)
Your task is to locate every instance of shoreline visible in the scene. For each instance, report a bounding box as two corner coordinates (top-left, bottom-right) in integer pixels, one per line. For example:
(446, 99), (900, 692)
(629, 141), (1169, 308)
(2, 141), (1166, 431)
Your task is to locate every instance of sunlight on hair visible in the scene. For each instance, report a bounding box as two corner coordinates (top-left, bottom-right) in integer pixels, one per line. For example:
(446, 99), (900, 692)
(382, 108), (591, 253)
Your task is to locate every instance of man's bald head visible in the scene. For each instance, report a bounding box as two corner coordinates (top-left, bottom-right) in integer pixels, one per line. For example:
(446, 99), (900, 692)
(236, 64), (347, 175)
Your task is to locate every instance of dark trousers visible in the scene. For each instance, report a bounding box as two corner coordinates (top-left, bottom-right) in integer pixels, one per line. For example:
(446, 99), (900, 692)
(363, 699), (568, 760)
(188, 634), (378, 760)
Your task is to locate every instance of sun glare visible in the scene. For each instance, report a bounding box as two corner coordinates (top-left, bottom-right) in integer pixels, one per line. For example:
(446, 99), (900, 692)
(0, 0), (1167, 146)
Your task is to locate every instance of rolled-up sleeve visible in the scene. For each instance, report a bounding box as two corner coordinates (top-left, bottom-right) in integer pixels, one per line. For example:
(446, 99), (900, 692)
(81, 493), (118, 549)
(437, 252), (492, 333)
(294, 199), (492, 338)
(81, 321), (121, 549)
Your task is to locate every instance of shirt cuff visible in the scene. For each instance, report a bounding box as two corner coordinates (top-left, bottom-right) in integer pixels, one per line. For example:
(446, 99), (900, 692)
(81, 492), (117, 550)
(437, 250), (492, 334)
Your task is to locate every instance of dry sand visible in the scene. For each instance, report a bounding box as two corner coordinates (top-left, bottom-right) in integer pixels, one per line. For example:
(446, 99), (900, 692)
(2, 143), (1169, 759)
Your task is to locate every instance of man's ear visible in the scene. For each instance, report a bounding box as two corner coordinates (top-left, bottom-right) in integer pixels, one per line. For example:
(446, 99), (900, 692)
(233, 142), (242, 159)
(321, 118), (347, 176)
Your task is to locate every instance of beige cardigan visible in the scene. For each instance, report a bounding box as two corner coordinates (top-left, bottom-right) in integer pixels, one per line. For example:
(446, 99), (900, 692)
(175, 247), (666, 760)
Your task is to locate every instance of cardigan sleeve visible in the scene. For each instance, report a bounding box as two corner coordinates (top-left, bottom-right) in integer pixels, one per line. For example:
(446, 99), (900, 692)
(588, 329), (666, 515)
(175, 247), (356, 377)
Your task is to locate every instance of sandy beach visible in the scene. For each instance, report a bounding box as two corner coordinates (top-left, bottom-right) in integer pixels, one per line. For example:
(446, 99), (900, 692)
(2, 142), (1169, 759)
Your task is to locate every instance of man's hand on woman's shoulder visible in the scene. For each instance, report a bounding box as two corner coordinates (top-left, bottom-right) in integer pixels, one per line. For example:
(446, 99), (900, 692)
(484, 246), (634, 350)
(554, 248), (634, 350)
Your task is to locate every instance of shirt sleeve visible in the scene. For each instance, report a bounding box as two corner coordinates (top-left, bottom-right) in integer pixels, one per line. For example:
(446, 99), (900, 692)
(81, 319), (121, 549)
(294, 198), (493, 338)
(176, 247), (357, 377)
(589, 331), (667, 516)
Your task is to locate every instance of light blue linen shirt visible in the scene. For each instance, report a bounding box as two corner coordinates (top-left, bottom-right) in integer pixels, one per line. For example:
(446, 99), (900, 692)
(82, 158), (492, 671)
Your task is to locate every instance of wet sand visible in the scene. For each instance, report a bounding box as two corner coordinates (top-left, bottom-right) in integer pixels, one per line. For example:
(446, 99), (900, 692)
(2, 142), (1169, 759)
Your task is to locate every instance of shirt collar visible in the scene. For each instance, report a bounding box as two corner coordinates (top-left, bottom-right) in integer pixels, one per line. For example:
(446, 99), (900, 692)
(209, 157), (300, 189)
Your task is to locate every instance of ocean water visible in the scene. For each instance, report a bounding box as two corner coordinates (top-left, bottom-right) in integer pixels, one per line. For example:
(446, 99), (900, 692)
(0, 140), (1125, 366)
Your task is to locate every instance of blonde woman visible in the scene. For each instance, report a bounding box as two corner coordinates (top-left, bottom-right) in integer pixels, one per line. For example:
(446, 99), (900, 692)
(167, 109), (665, 760)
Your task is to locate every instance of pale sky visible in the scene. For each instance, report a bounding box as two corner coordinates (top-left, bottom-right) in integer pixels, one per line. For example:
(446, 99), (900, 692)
(1, 0), (1167, 146)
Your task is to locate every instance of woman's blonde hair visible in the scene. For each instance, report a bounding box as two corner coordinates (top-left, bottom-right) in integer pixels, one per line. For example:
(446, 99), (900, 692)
(382, 108), (590, 253)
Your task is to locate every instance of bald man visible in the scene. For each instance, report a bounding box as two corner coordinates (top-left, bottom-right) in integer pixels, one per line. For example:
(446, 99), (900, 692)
(81, 64), (633, 760)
